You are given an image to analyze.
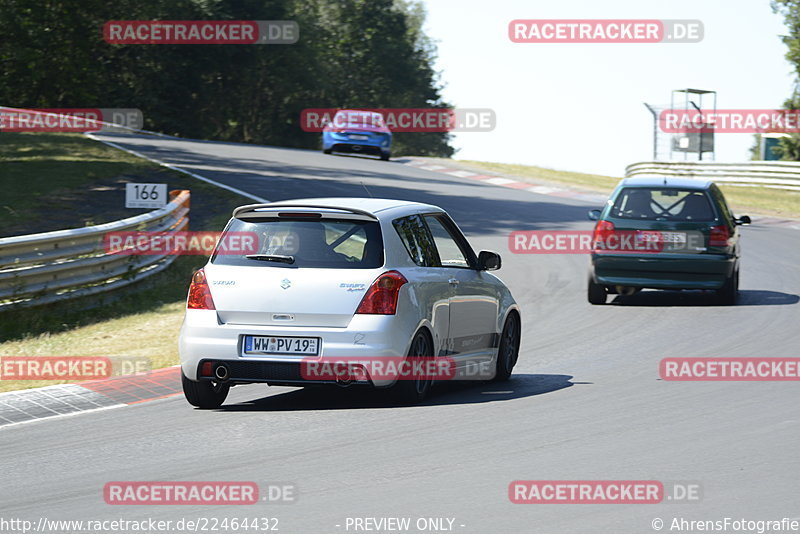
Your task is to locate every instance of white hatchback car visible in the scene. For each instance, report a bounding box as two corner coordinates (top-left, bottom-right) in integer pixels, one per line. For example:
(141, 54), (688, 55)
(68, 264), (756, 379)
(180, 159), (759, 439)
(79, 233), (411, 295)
(179, 198), (521, 408)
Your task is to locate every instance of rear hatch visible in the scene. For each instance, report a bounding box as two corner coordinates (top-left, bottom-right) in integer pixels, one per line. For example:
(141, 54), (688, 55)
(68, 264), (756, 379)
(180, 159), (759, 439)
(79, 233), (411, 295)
(207, 206), (384, 328)
(333, 112), (390, 142)
(600, 187), (728, 254)
(339, 125), (388, 145)
(206, 265), (382, 327)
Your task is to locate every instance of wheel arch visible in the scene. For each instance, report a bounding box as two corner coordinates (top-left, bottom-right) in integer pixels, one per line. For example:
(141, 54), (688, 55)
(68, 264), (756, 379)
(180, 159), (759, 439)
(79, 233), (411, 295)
(498, 304), (522, 340)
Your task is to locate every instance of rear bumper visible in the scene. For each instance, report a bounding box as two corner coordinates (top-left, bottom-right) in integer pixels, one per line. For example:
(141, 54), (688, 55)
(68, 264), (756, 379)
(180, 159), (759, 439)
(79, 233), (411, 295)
(322, 133), (391, 155)
(196, 359), (372, 387)
(179, 310), (416, 388)
(591, 252), (736, 290)
(328, 143), (388, 156)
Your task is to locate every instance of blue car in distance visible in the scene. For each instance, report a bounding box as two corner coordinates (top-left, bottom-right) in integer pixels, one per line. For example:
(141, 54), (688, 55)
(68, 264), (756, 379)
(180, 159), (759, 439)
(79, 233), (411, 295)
(322, 110), (392, 161)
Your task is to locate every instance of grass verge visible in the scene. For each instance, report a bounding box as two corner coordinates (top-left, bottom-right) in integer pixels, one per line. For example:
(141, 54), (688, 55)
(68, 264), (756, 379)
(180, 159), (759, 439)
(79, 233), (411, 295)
(0, 132), (163, 234)
(455, 159), (800, 219)
(456, 159), (620, 192)
(0, 133), (249, 392)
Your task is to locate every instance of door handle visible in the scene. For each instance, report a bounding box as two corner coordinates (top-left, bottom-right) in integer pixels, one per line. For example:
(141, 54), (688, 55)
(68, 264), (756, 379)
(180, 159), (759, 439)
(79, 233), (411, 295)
(448, 278), (460, 285)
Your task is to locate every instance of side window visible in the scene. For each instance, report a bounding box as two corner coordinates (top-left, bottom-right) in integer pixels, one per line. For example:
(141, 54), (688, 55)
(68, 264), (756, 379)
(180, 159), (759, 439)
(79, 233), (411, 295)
(423, 215), (471, 268)
(710, 185), (734, 225)
(393, 215), (439, 267)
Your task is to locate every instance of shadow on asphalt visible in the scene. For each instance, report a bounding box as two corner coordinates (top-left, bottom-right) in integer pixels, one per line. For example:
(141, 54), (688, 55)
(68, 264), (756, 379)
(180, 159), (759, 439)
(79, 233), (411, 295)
(217, 373), (574, 412)
(608, 289), (799, 307)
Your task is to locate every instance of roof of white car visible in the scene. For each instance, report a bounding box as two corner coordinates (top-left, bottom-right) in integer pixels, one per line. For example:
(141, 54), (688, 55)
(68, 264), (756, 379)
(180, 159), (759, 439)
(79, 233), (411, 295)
(250, 197), (444, 218)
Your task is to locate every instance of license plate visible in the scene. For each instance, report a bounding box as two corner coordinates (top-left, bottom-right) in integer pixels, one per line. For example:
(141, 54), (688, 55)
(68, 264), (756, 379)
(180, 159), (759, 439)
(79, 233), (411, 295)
(637, 231), (687, 244)
(349, 134), (369, 140)
(244, 336), (319, 355)
(661, 232), (687, 244)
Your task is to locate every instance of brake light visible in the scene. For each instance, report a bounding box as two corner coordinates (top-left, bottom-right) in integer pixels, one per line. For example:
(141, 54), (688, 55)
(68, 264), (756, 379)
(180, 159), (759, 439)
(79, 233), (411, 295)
(709, 225), (731, 247)
(592, 220), (616, 249)
(355, 271), (408, 315)
(187, 269), (216, 310)
(278, 212), (322, 218)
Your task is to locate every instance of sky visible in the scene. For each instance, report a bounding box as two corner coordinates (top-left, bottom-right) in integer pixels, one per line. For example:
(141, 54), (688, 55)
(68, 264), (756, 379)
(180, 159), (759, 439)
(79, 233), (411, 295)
(419, 0), (794, 176)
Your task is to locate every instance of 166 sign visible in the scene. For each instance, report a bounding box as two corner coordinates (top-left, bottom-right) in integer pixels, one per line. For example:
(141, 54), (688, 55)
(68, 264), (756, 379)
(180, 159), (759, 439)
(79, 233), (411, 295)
(125, 183), (167, 208)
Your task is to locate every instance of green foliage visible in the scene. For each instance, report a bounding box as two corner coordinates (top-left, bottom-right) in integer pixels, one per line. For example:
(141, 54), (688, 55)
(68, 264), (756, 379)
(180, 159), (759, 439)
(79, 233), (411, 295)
(772, 0), (800, 160)
(748, 134), (761, 160)
(0, 0), (453, 157)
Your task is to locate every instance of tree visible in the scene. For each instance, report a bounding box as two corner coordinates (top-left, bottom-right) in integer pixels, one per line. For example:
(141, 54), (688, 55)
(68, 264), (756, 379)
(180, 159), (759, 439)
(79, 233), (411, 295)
(771, 1), (800, 160)
(0, 0), (453, 156)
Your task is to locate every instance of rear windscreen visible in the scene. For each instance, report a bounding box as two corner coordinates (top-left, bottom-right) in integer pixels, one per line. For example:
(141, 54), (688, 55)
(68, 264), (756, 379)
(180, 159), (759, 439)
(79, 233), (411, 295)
(610, 188), (716, 221)
(211, 217), (384, 268)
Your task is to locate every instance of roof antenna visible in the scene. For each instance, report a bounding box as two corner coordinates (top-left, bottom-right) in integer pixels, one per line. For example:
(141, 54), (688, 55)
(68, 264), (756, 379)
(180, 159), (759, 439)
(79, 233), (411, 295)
(361, 181), (374, 198)
(663, 176), (667, 185)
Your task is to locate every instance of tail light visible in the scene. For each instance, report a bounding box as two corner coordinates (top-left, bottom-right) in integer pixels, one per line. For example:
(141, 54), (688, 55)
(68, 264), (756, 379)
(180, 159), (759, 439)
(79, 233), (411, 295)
(187, 269), (216, 310)
(592, 220), (616, 249)
(709, 225), (731, 247)
(356, 271), (408, 315)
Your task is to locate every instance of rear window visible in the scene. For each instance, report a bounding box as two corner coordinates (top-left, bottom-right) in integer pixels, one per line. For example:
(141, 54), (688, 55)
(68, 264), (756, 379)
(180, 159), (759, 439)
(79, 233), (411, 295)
(211, 217), (383, 269)
(335, 111), (385, 128)
(610, 188), (716, 222)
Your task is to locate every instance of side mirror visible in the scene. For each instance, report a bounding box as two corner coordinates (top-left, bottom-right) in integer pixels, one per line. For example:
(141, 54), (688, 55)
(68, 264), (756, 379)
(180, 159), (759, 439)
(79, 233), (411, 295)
(588, 209), (601, 221)
(735, 215), (751, 225)
(478, 250), (501, 271)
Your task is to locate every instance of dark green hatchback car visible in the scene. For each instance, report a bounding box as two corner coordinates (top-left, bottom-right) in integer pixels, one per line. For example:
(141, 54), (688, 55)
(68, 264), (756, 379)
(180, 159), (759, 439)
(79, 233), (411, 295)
(587, 177), (751, 305)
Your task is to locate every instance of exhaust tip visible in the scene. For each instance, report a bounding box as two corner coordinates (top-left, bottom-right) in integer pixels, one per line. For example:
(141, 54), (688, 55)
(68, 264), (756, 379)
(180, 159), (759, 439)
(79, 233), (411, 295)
(335, 373), (353, 387)
(214, 364), (229, 381)
(616, 285), (636, 296)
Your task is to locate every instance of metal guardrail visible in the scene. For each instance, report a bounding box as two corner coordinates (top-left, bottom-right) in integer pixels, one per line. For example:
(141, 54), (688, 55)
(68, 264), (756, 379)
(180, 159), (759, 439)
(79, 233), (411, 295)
(0, 190), (190, 310)
(625, 161), (800, 191)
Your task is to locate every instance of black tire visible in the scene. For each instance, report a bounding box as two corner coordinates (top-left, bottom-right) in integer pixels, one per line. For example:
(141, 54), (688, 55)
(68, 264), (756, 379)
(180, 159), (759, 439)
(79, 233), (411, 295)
(588, 275), (607, 305)
(716, 268), (739, 305)
(380, 152), (391, 161)
(494, 313), (521, 382)
(182, 371), (229, 409)
(392, 331), (433, 403)
(323, 147), (332, 154)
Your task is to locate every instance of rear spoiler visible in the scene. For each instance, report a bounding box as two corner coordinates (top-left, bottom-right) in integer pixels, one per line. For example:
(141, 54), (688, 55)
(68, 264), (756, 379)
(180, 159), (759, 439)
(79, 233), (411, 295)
(232, 203), (379, 221)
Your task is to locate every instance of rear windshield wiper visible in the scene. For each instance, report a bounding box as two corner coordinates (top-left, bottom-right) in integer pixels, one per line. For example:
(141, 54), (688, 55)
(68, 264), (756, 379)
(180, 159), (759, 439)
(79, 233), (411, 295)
(245, 254), (295, 264)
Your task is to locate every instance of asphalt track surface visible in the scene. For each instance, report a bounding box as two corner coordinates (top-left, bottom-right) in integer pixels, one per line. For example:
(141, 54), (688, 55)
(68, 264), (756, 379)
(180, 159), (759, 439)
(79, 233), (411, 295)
(2, 133), (800, 534)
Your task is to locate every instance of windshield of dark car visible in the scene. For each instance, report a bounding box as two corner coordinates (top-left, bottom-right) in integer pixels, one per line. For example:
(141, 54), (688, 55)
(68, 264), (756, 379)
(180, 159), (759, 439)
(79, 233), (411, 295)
(610, 188), (716, 221)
